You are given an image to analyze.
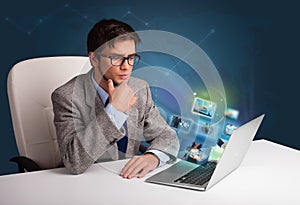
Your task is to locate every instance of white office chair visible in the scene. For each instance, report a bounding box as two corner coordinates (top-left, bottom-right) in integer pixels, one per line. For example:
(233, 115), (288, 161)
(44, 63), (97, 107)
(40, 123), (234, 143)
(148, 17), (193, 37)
(7, 56), (91, 172)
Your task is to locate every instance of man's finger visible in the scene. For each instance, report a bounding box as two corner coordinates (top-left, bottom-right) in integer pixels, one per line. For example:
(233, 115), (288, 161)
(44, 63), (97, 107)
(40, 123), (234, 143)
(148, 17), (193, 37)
(120, 156), (138, 176)
(137, 166), (151, 178)
(127, 162), (145, 179)
(107, 79), (114, 98)
(129, 96), (137, 108)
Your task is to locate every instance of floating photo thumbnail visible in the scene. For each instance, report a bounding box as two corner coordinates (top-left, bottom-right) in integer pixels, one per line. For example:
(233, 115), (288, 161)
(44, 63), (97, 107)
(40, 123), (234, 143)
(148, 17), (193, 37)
(169, 115), (192, 133)
(224, 107), (239, 120)
(192, 97), (216, 118)
(224, 123), (238, 136)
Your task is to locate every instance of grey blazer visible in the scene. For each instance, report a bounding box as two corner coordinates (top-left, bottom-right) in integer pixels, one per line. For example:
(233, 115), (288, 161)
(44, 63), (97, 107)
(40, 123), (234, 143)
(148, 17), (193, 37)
(51, 69), (179, 174)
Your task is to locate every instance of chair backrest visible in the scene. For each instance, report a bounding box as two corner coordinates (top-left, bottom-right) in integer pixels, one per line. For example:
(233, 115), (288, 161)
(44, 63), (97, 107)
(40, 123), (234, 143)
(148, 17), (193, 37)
(7, 56), (90, 169)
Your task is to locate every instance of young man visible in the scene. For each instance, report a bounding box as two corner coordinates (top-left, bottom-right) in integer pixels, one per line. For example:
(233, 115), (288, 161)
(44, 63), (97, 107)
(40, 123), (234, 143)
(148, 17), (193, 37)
(51, 19), (179, 178)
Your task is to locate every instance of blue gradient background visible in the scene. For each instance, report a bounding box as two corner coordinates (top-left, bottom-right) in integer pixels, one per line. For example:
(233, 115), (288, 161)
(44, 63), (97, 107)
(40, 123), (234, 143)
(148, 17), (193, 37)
(1, 0), (299, 175)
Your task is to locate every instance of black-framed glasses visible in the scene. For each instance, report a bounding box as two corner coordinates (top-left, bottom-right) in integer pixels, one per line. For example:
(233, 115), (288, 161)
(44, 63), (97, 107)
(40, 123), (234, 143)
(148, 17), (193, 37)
(100, 53), (140, 66)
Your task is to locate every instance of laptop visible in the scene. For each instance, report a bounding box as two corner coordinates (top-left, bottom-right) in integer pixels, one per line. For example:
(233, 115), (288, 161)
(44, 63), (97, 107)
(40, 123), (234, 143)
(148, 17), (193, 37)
(145, 114), (265, 191)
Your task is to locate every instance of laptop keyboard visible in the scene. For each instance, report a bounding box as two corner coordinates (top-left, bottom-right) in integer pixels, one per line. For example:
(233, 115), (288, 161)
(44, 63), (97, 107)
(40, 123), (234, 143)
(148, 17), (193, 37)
(174, 161), (217, 186)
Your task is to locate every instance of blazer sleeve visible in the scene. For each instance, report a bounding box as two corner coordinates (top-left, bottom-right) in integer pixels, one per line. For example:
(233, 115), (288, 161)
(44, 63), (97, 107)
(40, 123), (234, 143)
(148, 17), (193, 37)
(141, 81), (180, 163)
(51, 83), (125, 175)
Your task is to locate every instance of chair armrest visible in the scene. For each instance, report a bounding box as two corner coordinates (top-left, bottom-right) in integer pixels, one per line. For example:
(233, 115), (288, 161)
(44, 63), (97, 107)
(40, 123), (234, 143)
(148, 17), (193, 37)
(9, 156), (41, 173)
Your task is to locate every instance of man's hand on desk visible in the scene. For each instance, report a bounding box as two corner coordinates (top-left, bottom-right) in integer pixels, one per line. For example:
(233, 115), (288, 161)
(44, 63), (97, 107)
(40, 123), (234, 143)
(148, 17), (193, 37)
(120, 154), (159, 179)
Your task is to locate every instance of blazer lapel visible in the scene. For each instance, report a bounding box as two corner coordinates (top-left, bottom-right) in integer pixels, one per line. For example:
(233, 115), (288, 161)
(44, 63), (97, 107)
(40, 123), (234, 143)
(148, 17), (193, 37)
(80, 69), (119, 160)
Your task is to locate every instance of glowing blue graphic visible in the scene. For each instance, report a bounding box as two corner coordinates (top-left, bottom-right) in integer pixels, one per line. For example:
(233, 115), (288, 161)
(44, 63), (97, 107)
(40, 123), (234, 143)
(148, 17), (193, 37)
(130, 30), (228, 162)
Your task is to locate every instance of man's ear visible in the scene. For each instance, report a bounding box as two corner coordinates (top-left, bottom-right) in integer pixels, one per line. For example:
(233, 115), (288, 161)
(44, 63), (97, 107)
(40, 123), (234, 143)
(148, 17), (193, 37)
(89, 52), (99, 67)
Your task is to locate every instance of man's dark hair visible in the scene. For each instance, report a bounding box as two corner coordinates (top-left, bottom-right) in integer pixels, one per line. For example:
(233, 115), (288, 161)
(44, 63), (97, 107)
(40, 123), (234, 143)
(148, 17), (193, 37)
(87, 19), (141, 53)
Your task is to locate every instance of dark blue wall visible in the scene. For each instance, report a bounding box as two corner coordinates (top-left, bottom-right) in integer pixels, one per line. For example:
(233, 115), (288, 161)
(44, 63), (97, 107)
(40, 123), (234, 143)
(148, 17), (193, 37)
(1, 0), (299, 175)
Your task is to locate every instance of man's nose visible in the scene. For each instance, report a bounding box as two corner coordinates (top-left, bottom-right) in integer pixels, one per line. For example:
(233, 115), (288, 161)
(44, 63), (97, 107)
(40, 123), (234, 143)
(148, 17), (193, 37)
(120, 58), (131, 69)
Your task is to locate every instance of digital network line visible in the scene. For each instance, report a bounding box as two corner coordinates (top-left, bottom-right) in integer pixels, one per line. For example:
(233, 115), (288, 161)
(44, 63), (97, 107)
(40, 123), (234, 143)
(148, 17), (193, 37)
(4, 3), (214, 72)
(170, 28), (215, 70)
(4, 4), (152, 36)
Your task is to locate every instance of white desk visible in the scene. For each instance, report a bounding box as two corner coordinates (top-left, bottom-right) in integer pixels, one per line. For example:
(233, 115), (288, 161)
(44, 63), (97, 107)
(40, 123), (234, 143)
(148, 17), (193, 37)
(1, 140), (300, 205)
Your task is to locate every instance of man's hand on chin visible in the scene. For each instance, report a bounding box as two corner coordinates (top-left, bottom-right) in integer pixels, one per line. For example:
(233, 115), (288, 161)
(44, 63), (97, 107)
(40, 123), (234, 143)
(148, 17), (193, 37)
(120, 154), (159, 179)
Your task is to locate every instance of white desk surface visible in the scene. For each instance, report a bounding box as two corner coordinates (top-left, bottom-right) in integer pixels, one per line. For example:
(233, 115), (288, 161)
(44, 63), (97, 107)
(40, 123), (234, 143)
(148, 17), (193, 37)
(1, 139), (300, 205)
